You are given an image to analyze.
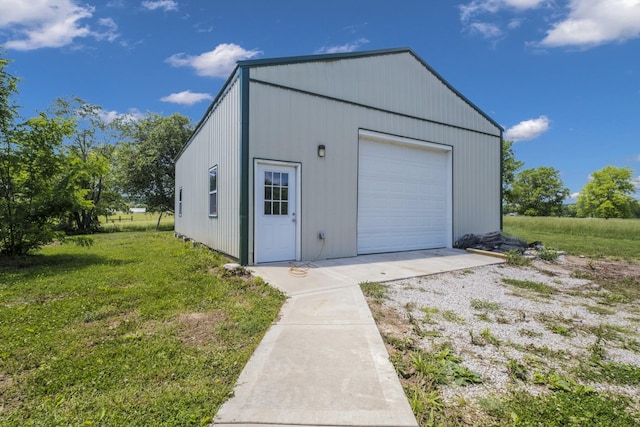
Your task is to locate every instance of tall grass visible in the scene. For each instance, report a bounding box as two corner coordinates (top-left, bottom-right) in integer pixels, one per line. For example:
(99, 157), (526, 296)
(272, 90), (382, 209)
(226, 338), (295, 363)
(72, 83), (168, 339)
(504, 216), (640, 260)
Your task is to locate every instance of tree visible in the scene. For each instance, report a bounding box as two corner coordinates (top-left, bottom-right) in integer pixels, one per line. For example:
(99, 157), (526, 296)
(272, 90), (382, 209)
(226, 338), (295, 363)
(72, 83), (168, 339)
(0, 113), (76, 255)
(502, 140), (524, 212)
(576, 166), (636, 219)
(49, 97), (121, 233)
(511, 166), (569, 216)
(117, 113), (193, 228)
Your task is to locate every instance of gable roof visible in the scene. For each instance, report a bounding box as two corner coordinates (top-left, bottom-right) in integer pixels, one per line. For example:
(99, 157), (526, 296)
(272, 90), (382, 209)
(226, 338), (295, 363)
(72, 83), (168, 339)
(238, 47), (502, 132)
(178, 47), (502, 161)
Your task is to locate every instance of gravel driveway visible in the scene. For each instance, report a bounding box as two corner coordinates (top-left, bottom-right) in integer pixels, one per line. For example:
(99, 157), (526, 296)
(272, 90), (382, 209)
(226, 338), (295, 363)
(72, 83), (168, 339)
(366, 255), (640, 423)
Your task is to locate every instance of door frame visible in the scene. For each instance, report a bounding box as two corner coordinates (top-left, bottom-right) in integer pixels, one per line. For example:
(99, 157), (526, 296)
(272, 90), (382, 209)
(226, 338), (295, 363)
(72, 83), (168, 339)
(253, 159), (301, 264)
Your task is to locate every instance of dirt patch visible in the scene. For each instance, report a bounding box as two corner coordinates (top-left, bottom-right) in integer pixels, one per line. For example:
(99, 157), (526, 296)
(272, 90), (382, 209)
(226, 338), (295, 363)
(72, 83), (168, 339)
(539, 255), (640, 282)
(175, 311), (226, 346)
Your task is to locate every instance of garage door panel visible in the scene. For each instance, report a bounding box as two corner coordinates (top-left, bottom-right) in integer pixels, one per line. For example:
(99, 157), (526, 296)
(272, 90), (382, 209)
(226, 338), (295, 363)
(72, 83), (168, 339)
(357, 136), (451, 254)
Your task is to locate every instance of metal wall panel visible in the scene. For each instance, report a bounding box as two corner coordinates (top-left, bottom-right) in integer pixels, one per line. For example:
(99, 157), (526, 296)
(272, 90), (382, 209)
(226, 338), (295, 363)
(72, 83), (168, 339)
(250, 51), (500, 137)
(247, 80), (500, 262)
(175, 78), (241, 258)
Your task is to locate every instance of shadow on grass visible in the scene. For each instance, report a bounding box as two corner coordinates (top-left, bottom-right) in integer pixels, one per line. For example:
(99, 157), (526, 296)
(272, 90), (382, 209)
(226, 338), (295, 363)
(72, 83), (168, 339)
(0, 253), (132, 272)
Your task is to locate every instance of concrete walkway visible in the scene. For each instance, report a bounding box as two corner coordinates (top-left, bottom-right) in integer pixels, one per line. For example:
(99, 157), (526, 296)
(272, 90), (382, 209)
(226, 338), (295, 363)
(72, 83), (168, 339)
(213, 248), (504, 426)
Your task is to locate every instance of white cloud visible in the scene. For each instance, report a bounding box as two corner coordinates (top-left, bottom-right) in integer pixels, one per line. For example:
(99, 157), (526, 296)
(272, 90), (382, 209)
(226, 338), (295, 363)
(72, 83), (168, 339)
(459, 0), (545, 41)
(166, 43), (262, 78)
(94, 18), (119, 42)
(470, 22), (503, 38)
(540, 0), (640, 48)
(0, 0), (118, 50)
(142, 0), (178, 12)
(161, 90), (213, 106)
(460, 0), (545, 22)
(315, 38), (369, 54)
(504, 115), (550, 141)
(570, 192), (580, 199)
(98, 108), (144, 124)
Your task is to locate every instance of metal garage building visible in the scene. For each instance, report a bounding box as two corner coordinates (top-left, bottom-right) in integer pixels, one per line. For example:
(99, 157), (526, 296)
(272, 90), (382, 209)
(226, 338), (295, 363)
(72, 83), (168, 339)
(174, 48), (502, 265)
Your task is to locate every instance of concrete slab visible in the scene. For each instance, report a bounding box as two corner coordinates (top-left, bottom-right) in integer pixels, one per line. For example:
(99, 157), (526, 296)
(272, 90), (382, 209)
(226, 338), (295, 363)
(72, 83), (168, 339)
(214, 249), (504, 426)
(251, 248), (503, 295)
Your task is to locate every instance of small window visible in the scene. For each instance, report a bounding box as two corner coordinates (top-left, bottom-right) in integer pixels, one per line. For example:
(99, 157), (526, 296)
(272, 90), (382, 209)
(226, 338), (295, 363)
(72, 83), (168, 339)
(209, 166), (218, 217)
(178, 187), (183, 217)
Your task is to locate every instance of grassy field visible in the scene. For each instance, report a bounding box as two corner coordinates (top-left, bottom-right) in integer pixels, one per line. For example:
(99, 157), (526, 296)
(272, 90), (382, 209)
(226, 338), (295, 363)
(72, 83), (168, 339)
(100, 212), (174, 232)
(0, 232), (284, 426)
(503, 216), (640, 260)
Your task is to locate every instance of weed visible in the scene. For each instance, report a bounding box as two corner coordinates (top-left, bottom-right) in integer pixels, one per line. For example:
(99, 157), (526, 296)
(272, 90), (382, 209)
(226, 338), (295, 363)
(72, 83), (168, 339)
(406, 343), (481, 388)
(505, 250), (532, 266)
(533, 371), (595, 394)
(547, 323), (573, 336)
(420, 306), (440, 324)
(474, 312), (493, 323)
(383, 335), (417, 352)
(405, 384), (444, 424)
(502, 278), (556, 296)
(360, 281), (388, 302)
(585, 305), (615, 315)
(487, 389), (638, 427)
(538, 248), (560, 262)
(622, 338), (640, 353)
(577, 360), (640, 386)
(451, 364), (483, 386)
(442, 310), (466, 324)
(470, 299), (500, 311)
(507, 359), (528, 382)
(519, 328), (543, 338)
(523, 344), (570, 361)
(480, 328), (501, 346)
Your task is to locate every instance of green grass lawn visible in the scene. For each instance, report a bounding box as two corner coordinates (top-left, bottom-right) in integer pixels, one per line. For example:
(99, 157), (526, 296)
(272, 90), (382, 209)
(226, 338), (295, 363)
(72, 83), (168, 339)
(503, 216), (640, 260)
(100, 212), (174, 232)
(0, 232), (285, 426)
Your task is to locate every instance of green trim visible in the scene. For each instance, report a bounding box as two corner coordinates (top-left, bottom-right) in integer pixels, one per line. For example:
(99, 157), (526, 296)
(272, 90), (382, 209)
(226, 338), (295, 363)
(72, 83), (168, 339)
(239, 66), (250, 265)
(499, 131), (504, 231)
(238, 47), (409, 67)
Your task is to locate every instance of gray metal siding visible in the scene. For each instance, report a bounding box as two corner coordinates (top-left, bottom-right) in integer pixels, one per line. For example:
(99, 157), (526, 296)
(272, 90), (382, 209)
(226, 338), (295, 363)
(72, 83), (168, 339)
(247, 79), (500, 262)
(249, 51), (500, 137)
(175, 78), (241, 258)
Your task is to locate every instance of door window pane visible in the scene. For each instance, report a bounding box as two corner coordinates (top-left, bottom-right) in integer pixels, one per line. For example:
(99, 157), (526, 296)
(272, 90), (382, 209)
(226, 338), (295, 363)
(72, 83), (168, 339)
(263, 171), (290, 216)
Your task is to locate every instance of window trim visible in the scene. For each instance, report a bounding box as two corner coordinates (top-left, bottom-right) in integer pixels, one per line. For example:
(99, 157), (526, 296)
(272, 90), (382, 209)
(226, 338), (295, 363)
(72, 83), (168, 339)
(178, 187), (183, 217)
(208, 166), (218, 217)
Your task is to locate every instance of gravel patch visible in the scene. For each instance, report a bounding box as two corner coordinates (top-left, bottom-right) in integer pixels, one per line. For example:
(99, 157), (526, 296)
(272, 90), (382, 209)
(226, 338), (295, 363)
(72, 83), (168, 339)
(377, 258), (640, 405)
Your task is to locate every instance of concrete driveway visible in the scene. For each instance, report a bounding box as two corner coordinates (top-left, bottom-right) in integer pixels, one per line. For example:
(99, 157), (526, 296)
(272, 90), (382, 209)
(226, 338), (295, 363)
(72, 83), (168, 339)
(213, 248), (504, 426)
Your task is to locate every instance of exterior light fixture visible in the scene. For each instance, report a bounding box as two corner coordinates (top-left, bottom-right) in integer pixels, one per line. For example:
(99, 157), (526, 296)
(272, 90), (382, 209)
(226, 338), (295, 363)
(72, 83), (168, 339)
(317, 144), (326, 158)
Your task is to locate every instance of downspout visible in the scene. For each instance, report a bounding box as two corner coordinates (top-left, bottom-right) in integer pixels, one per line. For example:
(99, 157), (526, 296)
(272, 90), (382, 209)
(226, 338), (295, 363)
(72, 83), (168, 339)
(239, 66), (250, 265)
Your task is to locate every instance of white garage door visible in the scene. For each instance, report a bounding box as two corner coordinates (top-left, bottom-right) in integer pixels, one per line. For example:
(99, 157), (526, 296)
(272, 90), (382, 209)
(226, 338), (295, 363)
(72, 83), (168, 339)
(357, 132), (452, 254)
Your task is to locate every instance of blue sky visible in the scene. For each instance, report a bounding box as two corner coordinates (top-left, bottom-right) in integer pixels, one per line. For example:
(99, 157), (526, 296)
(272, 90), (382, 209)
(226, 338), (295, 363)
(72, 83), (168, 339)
(1, 0), (639, 200)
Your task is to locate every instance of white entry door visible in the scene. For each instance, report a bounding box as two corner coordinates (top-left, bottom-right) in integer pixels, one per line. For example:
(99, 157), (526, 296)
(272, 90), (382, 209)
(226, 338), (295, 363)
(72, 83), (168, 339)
(255, 162), (299, 263)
